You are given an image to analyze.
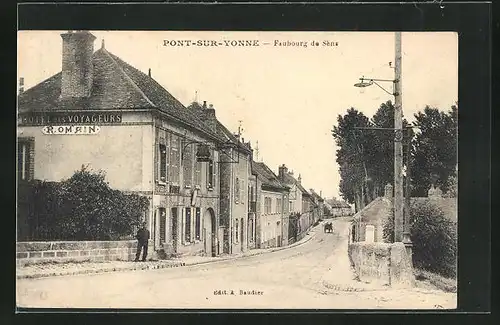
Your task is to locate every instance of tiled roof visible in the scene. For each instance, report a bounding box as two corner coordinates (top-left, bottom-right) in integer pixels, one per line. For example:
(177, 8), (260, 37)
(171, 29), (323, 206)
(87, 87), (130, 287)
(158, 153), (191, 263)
(326, 199), (351, 209)
(215, 121), (252, 153)
(281, 173), (309, 195)
(187, 101), (251, 153)
(309, 189), (324, 201)
(18, 48), (219, 140)
(252, 161), (287, 191)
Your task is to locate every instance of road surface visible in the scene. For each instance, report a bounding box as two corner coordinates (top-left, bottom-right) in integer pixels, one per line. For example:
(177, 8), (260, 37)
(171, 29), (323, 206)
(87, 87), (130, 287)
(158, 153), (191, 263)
(16, 219), (456, 309)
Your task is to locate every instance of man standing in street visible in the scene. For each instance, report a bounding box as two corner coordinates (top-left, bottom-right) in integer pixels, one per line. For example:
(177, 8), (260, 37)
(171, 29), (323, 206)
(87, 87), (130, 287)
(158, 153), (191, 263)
(135, 222), (150, 262)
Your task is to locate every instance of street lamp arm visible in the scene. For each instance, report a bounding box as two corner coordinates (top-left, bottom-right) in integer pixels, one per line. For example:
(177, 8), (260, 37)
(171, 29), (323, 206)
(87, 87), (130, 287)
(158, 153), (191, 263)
(372, 80), (395, 96)
(360, 77), (395, 83)
(355, 77), (396, 96)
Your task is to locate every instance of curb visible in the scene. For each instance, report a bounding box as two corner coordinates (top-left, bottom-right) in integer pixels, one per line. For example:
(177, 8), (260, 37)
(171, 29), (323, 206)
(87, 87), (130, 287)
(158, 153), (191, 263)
(182, 230), (316, 267)
(16, 261), (186, 279)
(17, 228), (318, 280)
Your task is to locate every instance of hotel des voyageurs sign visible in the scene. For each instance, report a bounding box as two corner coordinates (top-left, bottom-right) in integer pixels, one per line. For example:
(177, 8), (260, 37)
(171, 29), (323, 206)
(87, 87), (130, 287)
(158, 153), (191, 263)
(18, 112), (122, 135)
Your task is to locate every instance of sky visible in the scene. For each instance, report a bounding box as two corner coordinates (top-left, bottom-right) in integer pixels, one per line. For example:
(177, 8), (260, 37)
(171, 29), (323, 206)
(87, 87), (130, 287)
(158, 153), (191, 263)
(17, 31), (458, 200)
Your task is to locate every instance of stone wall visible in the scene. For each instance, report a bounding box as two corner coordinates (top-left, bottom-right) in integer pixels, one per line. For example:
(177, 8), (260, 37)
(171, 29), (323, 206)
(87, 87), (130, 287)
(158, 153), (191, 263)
(348, 242), (414, 288)
(16, 240), (143, 266)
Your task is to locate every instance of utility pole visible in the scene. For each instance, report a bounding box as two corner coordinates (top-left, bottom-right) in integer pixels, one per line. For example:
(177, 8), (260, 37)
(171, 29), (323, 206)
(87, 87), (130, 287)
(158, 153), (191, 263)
(393, 31), (404, 242)
(403, 127), (413, 246)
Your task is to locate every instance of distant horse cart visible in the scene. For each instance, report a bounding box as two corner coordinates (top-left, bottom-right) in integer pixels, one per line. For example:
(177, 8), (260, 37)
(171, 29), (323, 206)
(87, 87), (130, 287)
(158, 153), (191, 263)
(323, 222), (333, 233)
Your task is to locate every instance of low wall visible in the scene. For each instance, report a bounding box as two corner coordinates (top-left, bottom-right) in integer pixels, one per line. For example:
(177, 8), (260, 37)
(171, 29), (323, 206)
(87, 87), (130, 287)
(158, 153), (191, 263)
(16, 240), (146, 266)
(348, 242), (414, 288)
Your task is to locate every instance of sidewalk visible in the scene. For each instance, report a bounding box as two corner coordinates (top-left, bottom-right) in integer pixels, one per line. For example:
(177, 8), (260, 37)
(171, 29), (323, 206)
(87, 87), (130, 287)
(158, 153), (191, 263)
(17, 228), (317, 280)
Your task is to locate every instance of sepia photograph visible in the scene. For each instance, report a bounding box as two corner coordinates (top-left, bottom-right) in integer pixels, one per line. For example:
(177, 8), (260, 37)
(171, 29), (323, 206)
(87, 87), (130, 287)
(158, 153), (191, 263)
(16, 30), (458, 310)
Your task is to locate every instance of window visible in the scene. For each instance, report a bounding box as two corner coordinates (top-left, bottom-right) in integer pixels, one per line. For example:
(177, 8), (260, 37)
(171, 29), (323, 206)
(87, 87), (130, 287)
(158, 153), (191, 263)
(17, 138), (34, 181)
(185, 208), (191, 243)
(235, 221), (239, 242)
(240, 179), (245, 203)
(249, 185), (254, 203)
(207, 159), (214, 188)
(169, 135), (180, 184)
(264, 197), (272, 214)
(195, 161), (202, 187)
(277, 198), (282, 214)
(159, 144), (167, 182)
(195, 208), (201, 240)
(183, 146), (193, 187)
(235, 177), (240, 203)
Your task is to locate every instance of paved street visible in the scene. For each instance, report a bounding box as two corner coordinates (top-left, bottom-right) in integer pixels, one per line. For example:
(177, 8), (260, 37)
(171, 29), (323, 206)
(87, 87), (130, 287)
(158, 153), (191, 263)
(16, 219), (456, 309)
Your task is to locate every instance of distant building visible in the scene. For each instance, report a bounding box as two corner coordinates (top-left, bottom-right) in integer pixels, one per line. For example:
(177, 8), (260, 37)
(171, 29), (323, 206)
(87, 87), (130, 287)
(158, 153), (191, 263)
(277, 165), (314, 243)
(325, 198), (353, 217)
(309, 189), (325, 222)
(251, 161), (289, 248)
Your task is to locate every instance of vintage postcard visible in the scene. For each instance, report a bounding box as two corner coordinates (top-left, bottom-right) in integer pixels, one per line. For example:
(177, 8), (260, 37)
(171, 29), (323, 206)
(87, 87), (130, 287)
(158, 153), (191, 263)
(16, 30), (458, 309)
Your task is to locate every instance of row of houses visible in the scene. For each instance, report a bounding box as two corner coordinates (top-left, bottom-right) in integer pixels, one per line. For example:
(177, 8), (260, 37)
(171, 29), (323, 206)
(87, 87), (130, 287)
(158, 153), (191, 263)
(324, 198), (353, 217)
(17, 31), (325, 258)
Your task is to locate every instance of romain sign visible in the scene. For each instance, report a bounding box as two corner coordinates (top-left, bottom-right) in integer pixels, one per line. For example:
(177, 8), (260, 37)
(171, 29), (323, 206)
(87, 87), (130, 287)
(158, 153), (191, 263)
(42, 125), (101, 135)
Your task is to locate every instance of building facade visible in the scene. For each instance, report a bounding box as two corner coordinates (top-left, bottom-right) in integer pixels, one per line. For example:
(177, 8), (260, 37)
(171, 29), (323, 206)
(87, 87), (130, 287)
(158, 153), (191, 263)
(309, 189), (325, 223)
(17, 31), (232, 258)
(278, 165), (303, 215)
(252, 162), (289, 248)
(248, 172), (258, 249)
(213, 122), (252, 254)
(325, 198), (353, 217)
(278, 164), (316, 242)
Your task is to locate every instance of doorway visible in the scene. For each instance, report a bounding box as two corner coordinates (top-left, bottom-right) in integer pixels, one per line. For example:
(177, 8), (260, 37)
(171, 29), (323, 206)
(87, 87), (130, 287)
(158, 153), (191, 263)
(240, 218), (244, 252)
(203, 208), (216, 257)
(171, 208), (178, 253)
(277, 221), (281, 247)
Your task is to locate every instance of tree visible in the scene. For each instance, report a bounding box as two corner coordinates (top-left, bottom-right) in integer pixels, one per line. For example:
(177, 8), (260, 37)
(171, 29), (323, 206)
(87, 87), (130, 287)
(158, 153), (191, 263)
(332, 102), (457, 211)
(411, 105), (458, 196)
(332, 108), (373, 212)
(368, 101), (395, 198)
(442, 173), (458, 198)
(18, 166), (150, 241)
(383, 200), (457, 278)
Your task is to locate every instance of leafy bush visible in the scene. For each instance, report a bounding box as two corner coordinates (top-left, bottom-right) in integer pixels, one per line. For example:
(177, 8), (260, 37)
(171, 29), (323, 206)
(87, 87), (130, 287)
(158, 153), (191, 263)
(383, 200), (457, 278)
(18, 166), (150, 241)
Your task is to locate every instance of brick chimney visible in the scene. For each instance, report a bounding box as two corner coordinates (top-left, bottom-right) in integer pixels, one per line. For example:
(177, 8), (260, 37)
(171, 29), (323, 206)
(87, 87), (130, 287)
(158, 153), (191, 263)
(278, 164), (287, 181)
(60, 31), (96, 99)
(298, 174), (302, 184)
(201, 102), (217, 132)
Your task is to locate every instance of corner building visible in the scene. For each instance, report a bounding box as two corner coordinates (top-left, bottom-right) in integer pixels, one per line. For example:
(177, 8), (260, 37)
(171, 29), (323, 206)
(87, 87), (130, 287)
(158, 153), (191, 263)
(17, 31), (227, 257)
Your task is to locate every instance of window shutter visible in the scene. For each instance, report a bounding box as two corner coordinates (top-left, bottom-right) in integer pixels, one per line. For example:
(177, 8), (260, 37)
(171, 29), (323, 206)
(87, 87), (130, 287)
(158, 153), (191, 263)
(169, 134), (179, 184)
(183, 146), (193, 187)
